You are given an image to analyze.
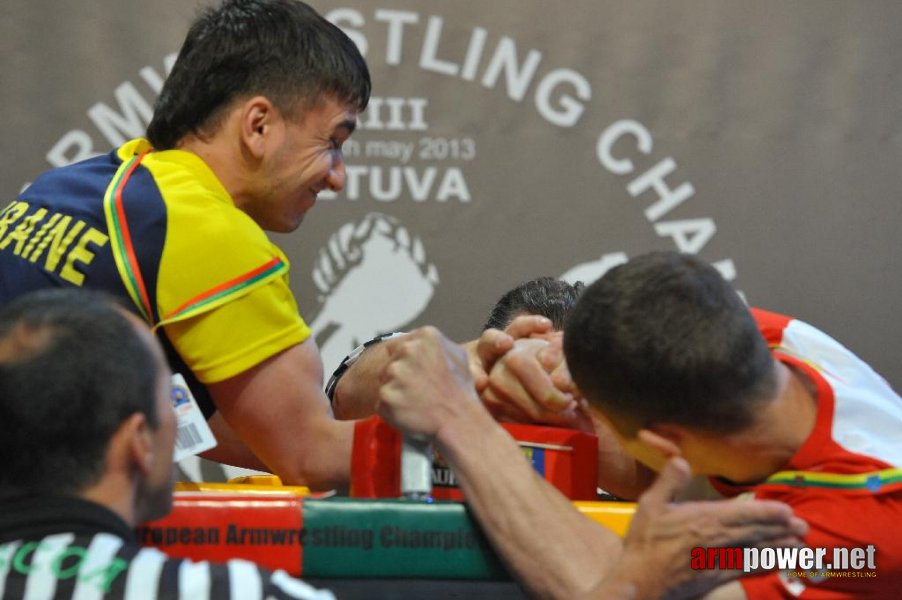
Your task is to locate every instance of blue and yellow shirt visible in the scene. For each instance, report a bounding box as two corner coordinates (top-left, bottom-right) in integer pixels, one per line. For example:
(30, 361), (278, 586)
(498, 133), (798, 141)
(0, 138), (310, 416)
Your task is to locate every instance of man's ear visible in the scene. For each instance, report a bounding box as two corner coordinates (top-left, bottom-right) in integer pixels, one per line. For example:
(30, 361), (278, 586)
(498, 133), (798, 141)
(637, 424), (684, 459)
(120, 413), (154, 477)
(240, 96), (277, 159)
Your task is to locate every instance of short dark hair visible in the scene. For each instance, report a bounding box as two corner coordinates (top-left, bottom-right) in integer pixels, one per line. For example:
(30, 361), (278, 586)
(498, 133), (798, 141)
(0, 289), (160, 494)
(147, 0), (371, 149)
(563, 251), (776, 435)
(483, 277), (585, 331)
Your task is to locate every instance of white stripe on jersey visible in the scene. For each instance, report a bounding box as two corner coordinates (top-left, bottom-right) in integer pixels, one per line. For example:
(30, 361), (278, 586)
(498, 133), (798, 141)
(0, 542), (21, 596)
(227, 559), (262, 600)
(123, 547), (167, 600)
(71, 533), (125, 600)
(177, 559), (211, 600)
(270, 569), (336, 600)
(23, 532), (75, 600)
(781, 319), (902, 467)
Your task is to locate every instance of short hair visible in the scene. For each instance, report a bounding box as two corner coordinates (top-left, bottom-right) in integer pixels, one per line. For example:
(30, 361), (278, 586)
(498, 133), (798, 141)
(0, 289), (160, 494)
(483, 277), (585, 331)
(146, 0), (371, 149)
(563, 251), (776, 435)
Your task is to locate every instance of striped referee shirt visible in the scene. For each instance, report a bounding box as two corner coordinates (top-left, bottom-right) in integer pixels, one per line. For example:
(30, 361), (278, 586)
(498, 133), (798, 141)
(0, 494), (334, 600)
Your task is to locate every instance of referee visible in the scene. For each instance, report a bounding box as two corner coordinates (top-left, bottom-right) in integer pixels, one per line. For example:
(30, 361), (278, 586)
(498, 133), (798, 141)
(0, 289), (333, 600)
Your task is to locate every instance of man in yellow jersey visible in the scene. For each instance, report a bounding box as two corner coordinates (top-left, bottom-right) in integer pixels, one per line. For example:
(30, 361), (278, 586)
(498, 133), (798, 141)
(0, 0), (568, 490)
(0, 4), (817, 595)
(0, 0), (370, 489)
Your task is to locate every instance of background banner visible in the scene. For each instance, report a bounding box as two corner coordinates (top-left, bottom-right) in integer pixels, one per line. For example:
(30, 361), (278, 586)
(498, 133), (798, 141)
(4, 1), (900, 477)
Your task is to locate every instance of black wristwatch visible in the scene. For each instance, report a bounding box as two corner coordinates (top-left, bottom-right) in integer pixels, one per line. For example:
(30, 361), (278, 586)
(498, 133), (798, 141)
(324, 332), (407, 403)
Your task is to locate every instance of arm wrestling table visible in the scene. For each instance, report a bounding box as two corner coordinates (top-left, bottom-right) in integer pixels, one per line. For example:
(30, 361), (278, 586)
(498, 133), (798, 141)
(139, 417), (636, 598)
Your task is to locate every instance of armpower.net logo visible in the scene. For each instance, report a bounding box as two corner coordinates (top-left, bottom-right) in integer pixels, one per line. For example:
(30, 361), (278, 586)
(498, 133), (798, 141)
(691, 545), (878, 579)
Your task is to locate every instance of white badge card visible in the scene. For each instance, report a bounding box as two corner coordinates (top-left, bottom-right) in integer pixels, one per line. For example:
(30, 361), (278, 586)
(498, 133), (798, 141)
(170, 373), (218, 462)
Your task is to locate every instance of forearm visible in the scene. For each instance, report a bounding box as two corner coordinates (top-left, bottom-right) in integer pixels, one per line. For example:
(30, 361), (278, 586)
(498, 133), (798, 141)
(435, 399), (622, 600)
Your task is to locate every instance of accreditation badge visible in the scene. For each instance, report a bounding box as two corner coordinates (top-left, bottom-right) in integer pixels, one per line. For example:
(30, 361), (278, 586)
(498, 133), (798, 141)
(170, 373), (217, 462)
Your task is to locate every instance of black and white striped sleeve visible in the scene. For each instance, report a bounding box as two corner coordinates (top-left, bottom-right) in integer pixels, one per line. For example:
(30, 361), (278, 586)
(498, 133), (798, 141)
(0, 535), (335, 600)
(124, 547), (336, 600)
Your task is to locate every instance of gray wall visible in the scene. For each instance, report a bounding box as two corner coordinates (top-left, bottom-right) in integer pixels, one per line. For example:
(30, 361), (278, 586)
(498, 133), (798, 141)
(4, 0), (899, 398)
